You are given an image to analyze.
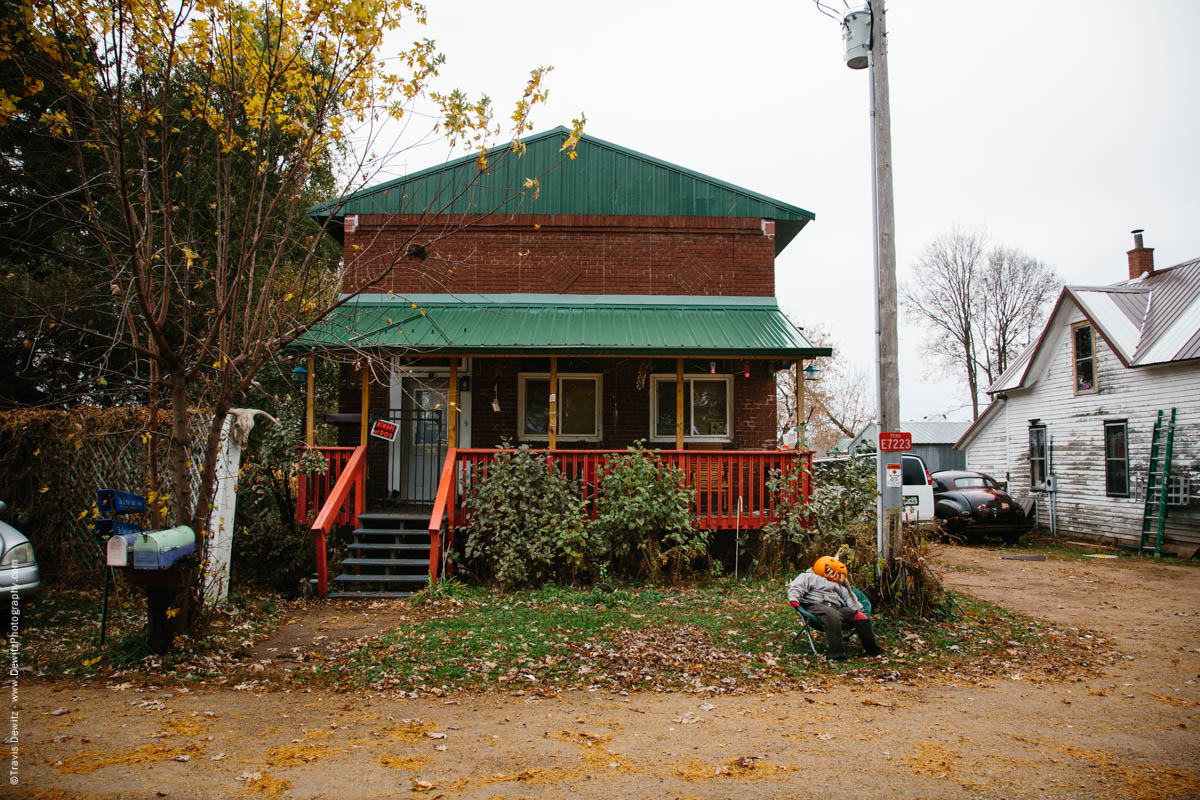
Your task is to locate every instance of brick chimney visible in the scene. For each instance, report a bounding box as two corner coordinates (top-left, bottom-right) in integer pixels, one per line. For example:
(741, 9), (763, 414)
(1127, 229), (1154, 280)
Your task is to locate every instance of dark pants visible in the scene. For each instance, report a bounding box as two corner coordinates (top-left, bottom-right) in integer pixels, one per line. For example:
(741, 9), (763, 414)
(805, 604), (880, 658)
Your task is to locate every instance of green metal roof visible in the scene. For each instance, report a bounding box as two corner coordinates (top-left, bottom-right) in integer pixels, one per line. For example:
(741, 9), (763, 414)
(310, 128), (815, 254)
(290, 294), (831, 358)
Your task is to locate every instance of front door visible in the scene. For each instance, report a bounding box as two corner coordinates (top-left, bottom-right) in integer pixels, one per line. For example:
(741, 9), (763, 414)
(399, 381), (448, 503)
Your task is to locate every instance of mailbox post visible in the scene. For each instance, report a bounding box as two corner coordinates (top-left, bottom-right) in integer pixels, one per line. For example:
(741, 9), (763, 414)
(94, 489), (198, 654)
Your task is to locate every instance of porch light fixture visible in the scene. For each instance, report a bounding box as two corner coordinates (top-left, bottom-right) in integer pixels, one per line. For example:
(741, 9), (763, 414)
(710, 361), (717, 375)
(802, 363), (823, 382)
(491, 382), (501, 414)
(290, 365), (308, 384)
(743, 362), (751, 378)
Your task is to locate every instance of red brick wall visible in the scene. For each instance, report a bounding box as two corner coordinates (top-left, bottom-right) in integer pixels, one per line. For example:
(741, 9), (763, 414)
(341, 214), (777, 297)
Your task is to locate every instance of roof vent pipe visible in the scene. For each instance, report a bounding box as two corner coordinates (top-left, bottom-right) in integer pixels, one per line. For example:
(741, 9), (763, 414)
(1127, 228), (1154, 281)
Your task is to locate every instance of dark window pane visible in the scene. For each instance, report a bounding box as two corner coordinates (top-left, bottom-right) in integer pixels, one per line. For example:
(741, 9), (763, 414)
(656, 380), (691, 439)
(523, 379), (549, 435)
(1105, 422), (1128, 496)
(560, 378), (597, 436)
(691, 379), (728, 436)
(902, 457), (925, 485)
(1074, 325), (1093, 359)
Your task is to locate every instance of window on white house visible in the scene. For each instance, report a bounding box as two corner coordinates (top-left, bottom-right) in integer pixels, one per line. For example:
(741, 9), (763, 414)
(518, 374), (602, 441)
(650, 375), (732, 442)
(1073, 323), (1096, 393)
(1029, 424), (1048, 490)
(1104, 420), (1128, 497)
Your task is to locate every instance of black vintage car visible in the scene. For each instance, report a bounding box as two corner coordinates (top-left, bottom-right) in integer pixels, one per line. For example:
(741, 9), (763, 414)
(931, 470), (1032, 544)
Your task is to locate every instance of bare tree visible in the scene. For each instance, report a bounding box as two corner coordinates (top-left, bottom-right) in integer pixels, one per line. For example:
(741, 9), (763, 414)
(903, 229), (1059, 419)
(777, 326), (873, 455)
(979, 245), (1059, 386)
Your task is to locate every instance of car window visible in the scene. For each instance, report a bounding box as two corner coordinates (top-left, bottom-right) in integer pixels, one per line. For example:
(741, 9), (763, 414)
(901, 456), (926, 486)
(953, 476), (985, 488)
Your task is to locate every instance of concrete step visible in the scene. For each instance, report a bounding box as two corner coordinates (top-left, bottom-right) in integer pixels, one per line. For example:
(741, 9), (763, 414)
(352, 528), (431, 539)
(340, 557), (430, 569)
(349, 542), (430, 553)
(333, 573), (431, 585)
(357, 511), (433, 527)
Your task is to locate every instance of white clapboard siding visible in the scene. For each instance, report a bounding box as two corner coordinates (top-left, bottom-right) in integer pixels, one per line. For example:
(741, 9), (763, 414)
(964, 304), (1200, 547)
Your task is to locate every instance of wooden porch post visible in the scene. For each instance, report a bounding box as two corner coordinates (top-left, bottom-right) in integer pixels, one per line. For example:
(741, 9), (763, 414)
(675, 358), (684, 449)
(359, 362), (370, 447)
(796, 358), (806, 449)
(448, 357), (459, 448)
(305, 354), (315, 447)
(548, 356), (558, 450)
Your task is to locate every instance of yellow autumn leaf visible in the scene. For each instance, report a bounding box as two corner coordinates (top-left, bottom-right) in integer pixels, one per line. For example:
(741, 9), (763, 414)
(33, 448), (40, 456)
(81, 656), (101, 667)
(38, 486), (49, 493)
(166, 607), (179, 619)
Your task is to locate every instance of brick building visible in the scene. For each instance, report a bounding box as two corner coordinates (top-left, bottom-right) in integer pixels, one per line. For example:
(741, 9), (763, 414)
(292, 128), (830, 595)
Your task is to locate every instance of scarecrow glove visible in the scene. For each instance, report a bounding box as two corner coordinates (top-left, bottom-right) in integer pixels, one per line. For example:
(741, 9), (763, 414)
(789, 600), (800, 609)
(852, 611), (868, 621)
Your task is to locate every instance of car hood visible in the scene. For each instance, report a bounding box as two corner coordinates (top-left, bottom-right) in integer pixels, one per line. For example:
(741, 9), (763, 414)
(0, 519), (30, 547)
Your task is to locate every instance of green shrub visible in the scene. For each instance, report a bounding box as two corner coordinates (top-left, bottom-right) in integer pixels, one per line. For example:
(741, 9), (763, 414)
(760, 455), (877, 575)
(461, 446), (592, 589)
(590, 444), (705, 581)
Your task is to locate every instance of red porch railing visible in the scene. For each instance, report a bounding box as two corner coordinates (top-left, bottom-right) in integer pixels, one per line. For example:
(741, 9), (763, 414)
(297, 445), (366, 598)
(425, 448), (813, 584)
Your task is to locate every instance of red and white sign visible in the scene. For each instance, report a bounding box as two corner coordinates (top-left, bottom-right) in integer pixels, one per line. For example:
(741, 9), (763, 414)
(878, 431), (912, 451)
(370, 418), (398, 442)
(886, 463), (903, 488)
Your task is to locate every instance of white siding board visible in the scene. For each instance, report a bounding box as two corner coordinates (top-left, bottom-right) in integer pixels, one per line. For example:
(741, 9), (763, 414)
(963, 303), (1200, 548)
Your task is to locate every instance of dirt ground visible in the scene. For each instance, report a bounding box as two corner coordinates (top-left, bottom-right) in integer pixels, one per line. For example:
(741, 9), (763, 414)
(16, 545), (1200, 800)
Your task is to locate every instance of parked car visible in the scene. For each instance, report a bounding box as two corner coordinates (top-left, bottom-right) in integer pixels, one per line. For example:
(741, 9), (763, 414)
(813, 453), (935, 524)
(0, 501), (40, 599)
(931, 470), (1032, 544)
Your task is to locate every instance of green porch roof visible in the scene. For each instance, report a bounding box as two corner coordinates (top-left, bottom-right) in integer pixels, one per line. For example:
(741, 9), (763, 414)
(291, 294), (830, 358)
(309, 128), (815, 255)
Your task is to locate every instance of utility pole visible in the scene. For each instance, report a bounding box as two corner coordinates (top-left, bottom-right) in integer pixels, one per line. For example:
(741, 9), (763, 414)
(844, 2), (902, 560)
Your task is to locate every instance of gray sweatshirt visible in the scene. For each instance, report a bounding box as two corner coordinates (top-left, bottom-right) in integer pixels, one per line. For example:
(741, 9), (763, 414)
(787, 570), (863, 612)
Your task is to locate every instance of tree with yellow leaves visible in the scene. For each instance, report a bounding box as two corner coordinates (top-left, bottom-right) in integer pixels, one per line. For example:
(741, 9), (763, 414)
(0, 0), (580, 648)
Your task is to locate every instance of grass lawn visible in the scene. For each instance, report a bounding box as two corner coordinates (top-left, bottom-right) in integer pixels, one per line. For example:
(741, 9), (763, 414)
(21, 576), (1120, 694)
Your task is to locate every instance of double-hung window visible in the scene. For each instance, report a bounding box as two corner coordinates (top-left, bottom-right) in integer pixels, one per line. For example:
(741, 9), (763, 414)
(1029, 423), (1048, 490)
(518, 374), (602, 441)
(650, 375), (732, 442)
(1073, 322), (1097, 394)
(1104, 420), (1129, 497)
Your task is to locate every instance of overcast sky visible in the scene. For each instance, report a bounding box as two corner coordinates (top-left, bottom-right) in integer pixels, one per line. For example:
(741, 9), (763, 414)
(374, 0), (1200, 423)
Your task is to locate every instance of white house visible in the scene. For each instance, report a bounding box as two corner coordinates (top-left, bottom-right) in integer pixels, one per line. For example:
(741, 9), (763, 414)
(956, 232), (1199, 552)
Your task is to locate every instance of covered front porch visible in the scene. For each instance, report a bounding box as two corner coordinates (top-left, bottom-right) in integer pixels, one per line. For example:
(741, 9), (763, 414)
(291, 294), (829, 597)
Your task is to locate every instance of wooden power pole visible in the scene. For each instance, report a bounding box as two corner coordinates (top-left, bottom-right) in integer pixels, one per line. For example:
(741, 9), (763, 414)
(870, 2), (902, 561)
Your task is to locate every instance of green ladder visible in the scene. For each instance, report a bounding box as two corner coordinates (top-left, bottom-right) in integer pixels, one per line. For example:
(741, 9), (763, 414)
(1139, 408), (1177, 556)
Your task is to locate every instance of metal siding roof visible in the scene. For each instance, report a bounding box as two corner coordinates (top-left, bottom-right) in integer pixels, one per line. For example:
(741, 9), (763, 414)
(309, 128), (814, 253)
(1071, 289), (1141, 361)
(1132, 258), (1200, 364)
(292, 294), (830, 356)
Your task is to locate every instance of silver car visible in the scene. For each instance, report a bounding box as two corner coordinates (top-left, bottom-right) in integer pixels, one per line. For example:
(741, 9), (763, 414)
(0, 501), (40, 599)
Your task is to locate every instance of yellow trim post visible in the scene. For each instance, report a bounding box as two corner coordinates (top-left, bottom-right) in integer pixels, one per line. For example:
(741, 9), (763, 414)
(675, 358), (684, 449)
(305, 355), (315, 447)
(359, 362), (370, 447)
(448, 357), (459, 448)
(548, 356), (558, 450)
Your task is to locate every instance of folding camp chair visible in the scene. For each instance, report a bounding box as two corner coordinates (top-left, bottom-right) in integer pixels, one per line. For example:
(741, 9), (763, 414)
(790, 586), (873, 655)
